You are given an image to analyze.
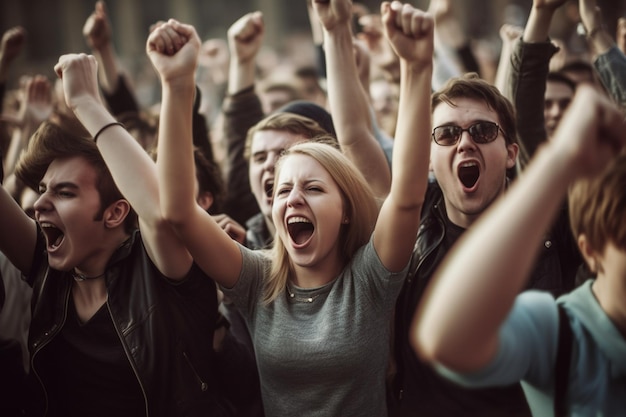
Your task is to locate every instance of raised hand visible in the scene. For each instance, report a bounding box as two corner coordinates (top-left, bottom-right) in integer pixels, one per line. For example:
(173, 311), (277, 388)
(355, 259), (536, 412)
(532, 0), (569, 11)
(381, 1), (434, 67)
(53, 54), (102, 112)
(83, 1), (112, 51)
(551, 85), (625, 179)
(0, 26), (26, 80)
(146, 19), (200, 85)
(227, 12), (264, 65)
(311, 0), (353, 31)
(18, 75), (53, 128)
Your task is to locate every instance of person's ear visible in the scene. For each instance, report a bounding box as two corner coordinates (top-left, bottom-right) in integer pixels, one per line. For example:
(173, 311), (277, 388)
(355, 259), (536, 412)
(577, 234), (599, 274)
(103, 199), (131, 229)
(505, 143), (519, 169)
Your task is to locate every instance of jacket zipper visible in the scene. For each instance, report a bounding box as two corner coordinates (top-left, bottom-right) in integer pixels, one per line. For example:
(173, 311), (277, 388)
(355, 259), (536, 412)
(30, 279), (71, 417)
(183, 351), (209, 392)
(107, 301), (150, 417)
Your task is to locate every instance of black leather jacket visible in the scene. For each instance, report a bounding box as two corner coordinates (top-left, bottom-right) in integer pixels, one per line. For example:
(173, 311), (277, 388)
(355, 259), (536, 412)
(389, 182), (580, 417)
(26, 229), (232, 417)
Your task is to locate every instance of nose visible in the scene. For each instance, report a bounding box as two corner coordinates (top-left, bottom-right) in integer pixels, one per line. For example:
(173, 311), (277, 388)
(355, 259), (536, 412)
(456, 130), (477, 153)
(286, 187), (304, 207)
(263, 151), (280, 172)
(33, 192), (51, 215)
(545, 102), (559, 119)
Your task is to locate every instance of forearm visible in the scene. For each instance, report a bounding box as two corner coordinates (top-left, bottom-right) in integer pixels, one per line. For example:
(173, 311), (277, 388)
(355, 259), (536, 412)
(93, 42), (120, 94)
(414, 143), (573, 371)
(221, 88), (263, 224)
(524, 6), (556, 42)
(73, 100), (160, 222)
(324, 25), (391, 197)
(390, 61), (431, 206)
(594, 46), (626, 108)
(157, 80), (197, 224)
(509, 39), (557, 160)
(227, 56), (256, 96)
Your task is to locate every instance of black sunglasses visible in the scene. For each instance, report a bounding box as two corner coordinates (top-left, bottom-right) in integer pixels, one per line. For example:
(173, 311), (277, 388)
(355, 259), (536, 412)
(432, 121), (504, 146)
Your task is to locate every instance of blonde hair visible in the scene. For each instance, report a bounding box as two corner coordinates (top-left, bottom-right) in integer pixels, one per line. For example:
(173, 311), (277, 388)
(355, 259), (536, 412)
(263, 142), (380, 303)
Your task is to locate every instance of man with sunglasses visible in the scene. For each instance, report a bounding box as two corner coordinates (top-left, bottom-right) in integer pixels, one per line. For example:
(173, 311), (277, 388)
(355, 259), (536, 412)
(389, 73), (581, 417)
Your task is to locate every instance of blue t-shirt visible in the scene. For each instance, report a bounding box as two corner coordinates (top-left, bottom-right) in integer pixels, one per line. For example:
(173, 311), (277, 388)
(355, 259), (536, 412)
(436, 280), (626, 416)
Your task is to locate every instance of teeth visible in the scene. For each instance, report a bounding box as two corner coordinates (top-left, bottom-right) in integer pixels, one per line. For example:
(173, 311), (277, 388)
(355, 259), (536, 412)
(288, 216), (311, 224)
(53, 234), (63, 247)
(40, 222), (56, 228)
(460, 161), (477, 168)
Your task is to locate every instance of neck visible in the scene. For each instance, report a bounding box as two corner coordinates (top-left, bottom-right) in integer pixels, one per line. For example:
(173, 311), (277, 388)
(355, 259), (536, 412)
(292, 258), (344, 289)
(592, 276), (626, 338)
(72, 269), (106, 282)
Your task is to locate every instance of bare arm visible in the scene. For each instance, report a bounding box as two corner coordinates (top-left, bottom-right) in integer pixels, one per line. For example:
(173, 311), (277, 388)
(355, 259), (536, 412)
(82, 1), (120, 94)
(494, 24), (523, 97)
(414, 85), (626, 372)
(0, 26), (25, 85)
(373, 1), (433, 272)
(3, 76), (53, 181)
(579, 0), (615, 57)
(0, 184), (36, 275)
(226, 12), (264, 96)
(150, 20), (243, 288)
(313, 0), (391, 199)
(54, 53), (192, 280)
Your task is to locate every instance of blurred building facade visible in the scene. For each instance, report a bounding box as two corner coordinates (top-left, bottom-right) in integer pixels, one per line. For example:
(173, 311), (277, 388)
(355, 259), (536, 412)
(1, 0), (624, 105)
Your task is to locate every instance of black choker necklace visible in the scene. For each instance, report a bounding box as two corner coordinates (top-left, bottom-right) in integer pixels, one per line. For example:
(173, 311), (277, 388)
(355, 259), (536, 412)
(71, 270), (106, 282)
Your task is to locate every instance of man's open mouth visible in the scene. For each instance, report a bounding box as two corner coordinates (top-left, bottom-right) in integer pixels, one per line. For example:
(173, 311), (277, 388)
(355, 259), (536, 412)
(264, 179), (274, 198)
(40, 222), (65, 249)
(458, 162), (479, 188)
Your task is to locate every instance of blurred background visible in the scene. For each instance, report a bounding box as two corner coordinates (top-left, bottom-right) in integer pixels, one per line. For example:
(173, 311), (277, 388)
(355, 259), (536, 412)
(1, 0), (624, 107)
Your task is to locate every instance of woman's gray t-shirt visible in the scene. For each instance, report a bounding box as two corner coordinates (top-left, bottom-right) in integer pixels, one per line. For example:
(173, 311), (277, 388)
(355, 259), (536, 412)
(222, 239), (407, 417)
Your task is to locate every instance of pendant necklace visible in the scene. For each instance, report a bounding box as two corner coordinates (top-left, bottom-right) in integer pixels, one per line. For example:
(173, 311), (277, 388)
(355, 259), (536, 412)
(286, 285), (320, 303)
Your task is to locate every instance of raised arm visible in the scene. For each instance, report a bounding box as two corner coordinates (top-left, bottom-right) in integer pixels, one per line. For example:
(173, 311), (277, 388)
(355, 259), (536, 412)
(509, 0), (567, 166)
(82, 1), (139, 115)
(3, 76), (52, 183)
(579, 0), (626, 109)
(313, 0), (391, 198)
(373, 1), (433, 272)
(150, 20), (242, 288)
(54, 53), (192, 279)
(221, 12), (265, 226)
(0, 183), (36, 275)
(413, 85), (626, 372)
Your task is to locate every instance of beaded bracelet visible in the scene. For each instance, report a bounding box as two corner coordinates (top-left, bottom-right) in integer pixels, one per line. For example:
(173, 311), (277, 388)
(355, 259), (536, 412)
(93, 121), (125, 143)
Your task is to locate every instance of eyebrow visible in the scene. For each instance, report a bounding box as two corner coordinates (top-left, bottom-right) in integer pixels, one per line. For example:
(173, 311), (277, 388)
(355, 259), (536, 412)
(38, 181), (80, 191)
(435, 119), (496, 127)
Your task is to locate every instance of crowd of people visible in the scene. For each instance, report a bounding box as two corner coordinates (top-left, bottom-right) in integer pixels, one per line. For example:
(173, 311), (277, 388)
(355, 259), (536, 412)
(0, 0), (625, 416)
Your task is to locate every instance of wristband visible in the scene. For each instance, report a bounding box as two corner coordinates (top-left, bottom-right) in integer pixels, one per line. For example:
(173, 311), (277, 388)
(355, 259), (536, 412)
(93, 121), (125, 143)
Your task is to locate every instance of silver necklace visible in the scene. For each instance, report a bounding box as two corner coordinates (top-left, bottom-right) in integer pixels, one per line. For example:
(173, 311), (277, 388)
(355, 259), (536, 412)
(286, 285), (320, 303)
(71, 270), (105, 282)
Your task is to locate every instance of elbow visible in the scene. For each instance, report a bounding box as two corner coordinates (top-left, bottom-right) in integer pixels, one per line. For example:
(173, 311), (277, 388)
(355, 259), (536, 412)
(409, 317), (446, 366)
(161, 202), (195, 231)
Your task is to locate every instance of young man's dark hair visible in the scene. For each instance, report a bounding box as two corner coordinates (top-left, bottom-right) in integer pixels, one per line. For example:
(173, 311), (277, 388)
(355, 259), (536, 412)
(15, 121), (137, 233)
